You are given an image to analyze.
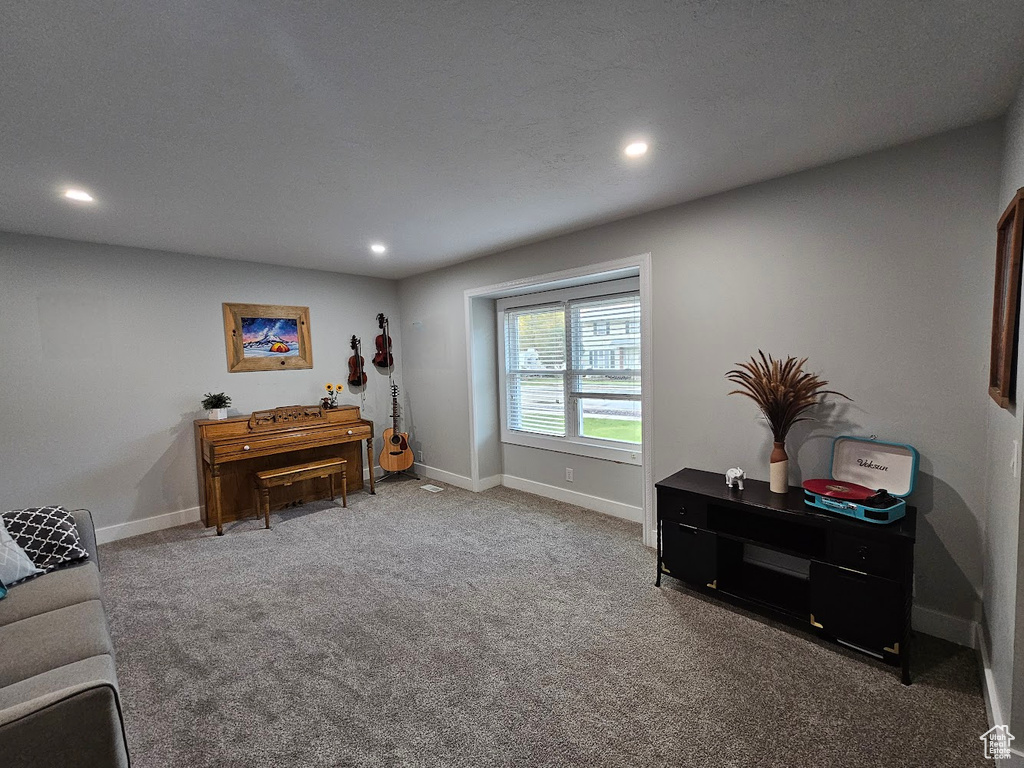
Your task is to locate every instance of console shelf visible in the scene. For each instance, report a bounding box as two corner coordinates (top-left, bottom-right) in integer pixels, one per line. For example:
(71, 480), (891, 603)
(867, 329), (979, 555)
(656, 467), (916, 684)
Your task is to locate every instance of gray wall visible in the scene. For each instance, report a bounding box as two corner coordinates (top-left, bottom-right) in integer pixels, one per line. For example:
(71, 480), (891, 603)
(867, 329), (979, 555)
(398, 121), (1003, 625)
(0, 122), (1005, 638)
(469, 297), (502, 480)
(0, 233), (403, 530)
(996, 76), (1024, 737)
(502, 444), (642, 507)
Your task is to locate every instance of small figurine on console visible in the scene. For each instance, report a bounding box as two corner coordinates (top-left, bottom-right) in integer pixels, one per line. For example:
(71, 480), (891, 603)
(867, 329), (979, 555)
(725, 467), (745, 491)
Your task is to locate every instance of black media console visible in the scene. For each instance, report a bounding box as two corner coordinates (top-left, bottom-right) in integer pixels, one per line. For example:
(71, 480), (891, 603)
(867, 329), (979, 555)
(656, 468), (916, 684)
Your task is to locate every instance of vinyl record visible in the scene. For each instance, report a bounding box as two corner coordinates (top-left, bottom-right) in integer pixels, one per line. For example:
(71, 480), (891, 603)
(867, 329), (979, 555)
(801, 478), (875, 501)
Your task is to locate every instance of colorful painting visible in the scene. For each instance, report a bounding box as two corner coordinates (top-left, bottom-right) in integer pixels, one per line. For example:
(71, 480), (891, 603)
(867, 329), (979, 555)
(223, 303), (313, 372)
(241, 316), (299, 358)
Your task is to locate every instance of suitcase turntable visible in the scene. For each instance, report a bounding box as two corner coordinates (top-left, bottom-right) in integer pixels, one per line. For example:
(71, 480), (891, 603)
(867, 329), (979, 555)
(802, 436), (918, 524)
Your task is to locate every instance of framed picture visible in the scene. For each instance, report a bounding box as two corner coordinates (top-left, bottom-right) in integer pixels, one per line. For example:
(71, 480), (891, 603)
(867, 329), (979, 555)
(990, 188), (1024, 408)
(223, 303), (313, 373)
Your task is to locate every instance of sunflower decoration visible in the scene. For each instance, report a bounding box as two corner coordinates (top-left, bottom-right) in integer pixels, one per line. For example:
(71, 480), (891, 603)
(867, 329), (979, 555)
(321, 382), (343, 409)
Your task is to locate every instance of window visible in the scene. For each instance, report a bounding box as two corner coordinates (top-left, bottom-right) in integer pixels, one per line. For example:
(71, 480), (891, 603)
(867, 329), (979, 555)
(499, 278), (642, 462)
(503, 304), (566, 436)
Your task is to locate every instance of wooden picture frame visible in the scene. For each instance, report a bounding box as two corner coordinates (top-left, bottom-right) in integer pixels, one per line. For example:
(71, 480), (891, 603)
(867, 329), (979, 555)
(223, 303), (313, 373)
(990, 188), (1024, 408)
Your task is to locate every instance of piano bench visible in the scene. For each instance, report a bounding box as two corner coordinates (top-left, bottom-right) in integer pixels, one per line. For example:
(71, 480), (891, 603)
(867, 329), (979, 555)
(254, 458), (348, 529)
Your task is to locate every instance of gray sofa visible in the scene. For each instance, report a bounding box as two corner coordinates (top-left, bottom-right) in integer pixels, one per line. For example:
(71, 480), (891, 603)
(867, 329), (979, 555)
(0, 510), (130, 767)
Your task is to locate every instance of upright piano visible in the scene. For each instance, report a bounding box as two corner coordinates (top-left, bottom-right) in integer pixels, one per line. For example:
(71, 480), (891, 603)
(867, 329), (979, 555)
(195, 404), (374, 534)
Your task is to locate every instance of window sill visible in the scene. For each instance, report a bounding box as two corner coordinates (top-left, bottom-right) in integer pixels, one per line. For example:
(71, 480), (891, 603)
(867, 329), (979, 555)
(501, 431), (642, 465)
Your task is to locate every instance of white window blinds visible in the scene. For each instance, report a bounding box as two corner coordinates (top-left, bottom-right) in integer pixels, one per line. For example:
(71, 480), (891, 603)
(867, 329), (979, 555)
(503, 289), (642, 445)
(504, 305), (566, 436)
(569, 293), (641, 398)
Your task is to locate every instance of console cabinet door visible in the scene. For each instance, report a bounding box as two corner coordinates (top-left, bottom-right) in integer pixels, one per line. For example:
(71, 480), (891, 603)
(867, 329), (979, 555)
(661, 520), (717, 586)
(656, 488), (708, 528)
(809, 562), (902, 653)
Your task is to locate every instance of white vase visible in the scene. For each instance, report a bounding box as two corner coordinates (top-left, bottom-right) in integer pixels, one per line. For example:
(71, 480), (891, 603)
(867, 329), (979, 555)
(208, 408), (228, 420)
(769, 441), (789, 493)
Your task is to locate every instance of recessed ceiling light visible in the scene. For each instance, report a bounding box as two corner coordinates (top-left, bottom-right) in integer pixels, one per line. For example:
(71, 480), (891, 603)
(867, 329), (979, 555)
(63, 188), (95, 203)
(624, 141), (648, 158)
(370, 243), (387, 255)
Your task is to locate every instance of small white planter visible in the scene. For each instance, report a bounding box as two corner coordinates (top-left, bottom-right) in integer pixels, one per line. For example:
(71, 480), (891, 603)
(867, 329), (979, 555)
(207, 408), (228, 420)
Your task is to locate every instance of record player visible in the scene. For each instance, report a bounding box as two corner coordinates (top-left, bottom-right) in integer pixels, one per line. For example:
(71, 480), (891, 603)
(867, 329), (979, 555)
(803, 436), (919, 524)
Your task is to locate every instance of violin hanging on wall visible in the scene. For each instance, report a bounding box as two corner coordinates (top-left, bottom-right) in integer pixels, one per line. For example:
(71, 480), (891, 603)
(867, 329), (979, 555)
(373, 312), (394, 369)
(348, 335), (367, 388)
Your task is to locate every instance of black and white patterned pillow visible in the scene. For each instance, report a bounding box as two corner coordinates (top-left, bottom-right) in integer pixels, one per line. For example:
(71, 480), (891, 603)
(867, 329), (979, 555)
(2, 506), (89, 572)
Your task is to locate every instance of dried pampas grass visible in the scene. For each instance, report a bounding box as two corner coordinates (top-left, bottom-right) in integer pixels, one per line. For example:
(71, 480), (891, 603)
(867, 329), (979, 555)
(726, 351), (849, 442)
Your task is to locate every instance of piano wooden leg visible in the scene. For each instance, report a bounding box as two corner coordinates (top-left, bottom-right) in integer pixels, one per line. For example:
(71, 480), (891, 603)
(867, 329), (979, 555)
(366, 437), (376, 494)
(212, 465), (224, 536)
(341, 466), (348, 508)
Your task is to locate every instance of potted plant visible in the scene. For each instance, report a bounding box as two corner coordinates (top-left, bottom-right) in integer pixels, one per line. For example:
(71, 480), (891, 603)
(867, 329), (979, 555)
(726, 352), (848, 493)
(201, 392), (232, 420)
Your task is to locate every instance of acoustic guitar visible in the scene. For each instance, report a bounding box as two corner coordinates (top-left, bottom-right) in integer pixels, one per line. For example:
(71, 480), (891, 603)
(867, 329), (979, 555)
(379, 383), (414, 472)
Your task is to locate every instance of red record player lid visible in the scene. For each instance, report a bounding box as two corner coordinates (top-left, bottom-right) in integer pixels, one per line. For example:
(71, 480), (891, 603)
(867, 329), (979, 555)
(801, 478), (876, 501)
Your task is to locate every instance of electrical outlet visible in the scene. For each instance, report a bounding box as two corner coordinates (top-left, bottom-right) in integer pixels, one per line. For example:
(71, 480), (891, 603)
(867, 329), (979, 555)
(565, 467), (574, 482)
(420, 450), (426, 464)
(1013, 440), (1020, 479)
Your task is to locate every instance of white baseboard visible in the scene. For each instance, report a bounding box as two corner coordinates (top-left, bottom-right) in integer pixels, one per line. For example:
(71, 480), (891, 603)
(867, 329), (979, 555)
(413, 463), (477, 491)
(977, 621), (1004, 730)
(500, 474), (643, 523)
(476, 474), (502, 491)
(406, 464), (640, 520)
(399, 464), (499, 492)
(96, 506), (201, 544)
(98, 467), (382, 545)
(912, 604), (977, 648)
(974, 620), (1023, 768)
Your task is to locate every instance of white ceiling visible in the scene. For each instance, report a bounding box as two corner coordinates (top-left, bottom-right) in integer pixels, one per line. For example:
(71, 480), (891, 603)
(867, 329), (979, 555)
(2, 2), (1024, 279)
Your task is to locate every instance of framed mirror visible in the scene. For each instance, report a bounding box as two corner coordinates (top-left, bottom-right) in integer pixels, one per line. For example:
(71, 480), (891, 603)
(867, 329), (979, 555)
(990, 188), (1024, 408)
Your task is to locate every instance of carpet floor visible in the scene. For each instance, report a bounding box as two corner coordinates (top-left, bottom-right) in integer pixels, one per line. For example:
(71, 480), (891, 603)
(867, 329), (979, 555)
(100, 481), (989, 767)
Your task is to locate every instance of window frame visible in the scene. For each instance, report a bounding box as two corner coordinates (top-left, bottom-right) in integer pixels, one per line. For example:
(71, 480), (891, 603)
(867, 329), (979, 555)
(497, 277), (642, 465)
